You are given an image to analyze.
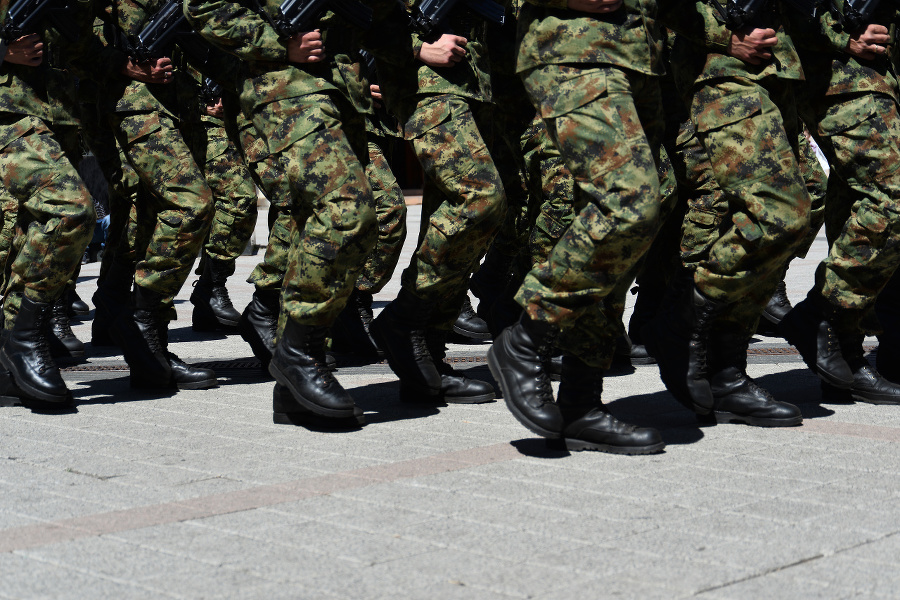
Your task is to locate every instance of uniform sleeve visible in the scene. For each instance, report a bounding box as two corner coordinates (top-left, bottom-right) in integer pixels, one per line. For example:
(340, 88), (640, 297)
(660, 0), (731, 52)
(184, 0), (289, 62)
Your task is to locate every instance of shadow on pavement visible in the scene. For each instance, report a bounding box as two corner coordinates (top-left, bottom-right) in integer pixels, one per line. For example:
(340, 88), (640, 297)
(71, 376), (179, 405)
(349, 380), (442, 424)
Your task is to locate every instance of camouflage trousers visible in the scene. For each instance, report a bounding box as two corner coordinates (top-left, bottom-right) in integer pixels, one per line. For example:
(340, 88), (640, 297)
(199, 119), (258, 265)
(799, 88), (900, 332)
(0, 116), (94, 326)
(679, 76), (811, 332)
(111, 110), (214, 299)
(516, 65), (665, 368)
(399, 94), (506, 327)
(261, 92), (376, 329)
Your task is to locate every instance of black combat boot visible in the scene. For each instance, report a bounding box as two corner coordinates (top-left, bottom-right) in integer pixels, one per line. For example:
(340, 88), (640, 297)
(134, 286), (217, 390)
(557, 355), (664, 454)
(779, 294), (853, 389)
(269, 319), (358, 418)
(451, 296), (491, 342)
(417, 329), (495, 404)
(190, 256), (241, 331)
(757, 280), (791, 337)
(705, 325), (802, 426)
(875, 269), (900, 383)
(48, 296), (85, 358)
(330, 288), (381, 358)
(487, 313), (564, 438)
(67, 289), (90, 319)
(830, 334), (900, 405)
(0, 296), (71, 405)
(370, 288), (442, 402)
(239, 288), (280, 369)
(273, 383), (365, 428)
(642, 276), (725, 415)
(91, 259), (135, 346)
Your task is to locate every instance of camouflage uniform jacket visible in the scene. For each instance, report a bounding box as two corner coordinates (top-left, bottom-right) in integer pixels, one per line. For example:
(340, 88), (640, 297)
(664, 0), (804, 85)
(0, 0), (95, 124)
(375, 0), (494, 110)
(790, 3), (898, 100)
(516, 0), (664, 76)
(184, 0), (410, 123)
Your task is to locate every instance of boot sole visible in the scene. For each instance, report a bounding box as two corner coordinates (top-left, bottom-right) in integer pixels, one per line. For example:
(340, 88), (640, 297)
(450, 326), (492, 341)
(565, 438), (665, 455)
(487, 348), (562, 439)
(705, 412), (803, 427)
(0, 350), (70, 404)
(176, 378), (219, 390)
(444, 392), (496, 404)
(274, 411), (365, 428)
(851, 392), (900, 405)
(268, 360), (356, 419)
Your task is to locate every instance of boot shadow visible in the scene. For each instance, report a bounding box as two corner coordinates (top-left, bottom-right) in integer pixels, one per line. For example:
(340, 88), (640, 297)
(347, 380), (443, 424)
(66, 375), (178, 404)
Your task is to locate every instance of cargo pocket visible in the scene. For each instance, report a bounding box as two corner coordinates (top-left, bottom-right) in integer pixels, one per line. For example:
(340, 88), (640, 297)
(402, 99), (453, 141)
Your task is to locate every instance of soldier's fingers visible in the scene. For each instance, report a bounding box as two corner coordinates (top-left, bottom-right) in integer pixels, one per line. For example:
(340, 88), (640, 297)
(451, 35), (468, 46)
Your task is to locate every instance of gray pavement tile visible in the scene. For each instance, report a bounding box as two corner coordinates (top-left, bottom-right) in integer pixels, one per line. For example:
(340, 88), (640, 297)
(137, 563), (278, 598)
(727, 496), (850, 524)
(525, 488), (696, 524)
(697, 569), (853, 600)
(373, 580), (519, 600)
(783, 553), (900, 596)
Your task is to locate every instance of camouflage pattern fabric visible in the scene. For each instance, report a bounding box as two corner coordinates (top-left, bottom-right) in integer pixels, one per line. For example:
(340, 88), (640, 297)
(516, 64), (665, 368)
(397, 94), (506, 328)
(0, 117), (94, 326)
(357, 135), (407, 294)
(271, 91), (376, 329)
(201, 117), (258, 264)
(0, 185), (18, 293)
(111, 110), (214, 298)
(677, 74), (811, 323)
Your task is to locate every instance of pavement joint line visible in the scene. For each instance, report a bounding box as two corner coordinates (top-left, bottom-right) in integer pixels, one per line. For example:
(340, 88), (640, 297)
(0, 442), (521, 554)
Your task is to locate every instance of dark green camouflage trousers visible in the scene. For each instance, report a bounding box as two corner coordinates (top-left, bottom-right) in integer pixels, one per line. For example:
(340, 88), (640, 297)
(0, 116), (94, 326)
(112, 111), (214, 299)
(201, 119), (258, 264)
(400, 94), (506, 328)
(516, 65), (664, 368)
(265, 92), (376, 329)
(680, 76), (811, 332)
(800, 88), (900, 332)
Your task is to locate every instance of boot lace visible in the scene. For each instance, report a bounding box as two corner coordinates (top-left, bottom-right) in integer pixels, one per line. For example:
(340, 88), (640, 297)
(51, 301), (76, 338)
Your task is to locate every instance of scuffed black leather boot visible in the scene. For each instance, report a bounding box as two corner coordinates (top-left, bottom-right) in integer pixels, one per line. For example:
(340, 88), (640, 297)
(0, 296), (71, 405)
(239, 288), (280, 369)
(705, 325), (801, 427)
(451, 296), (491, 342)
(833, 334), (900, 405)
(415, 329), (495, 404)
(779, 295), (853, 389)
(190, 256), (241, 331)
(127, 286), (176, 389)
(487, 313), (564, 438)
(370, 288), (442, 402)
(757, 280), (791, 337)
(160, 323), (218, 390)
(558, 355), (664, 454)
(269, 319), (357, 418)
(273, 383), (365, 428)
(642, 277), (724, 415)
(49, 296), (85, 358)
(330, 289), (381, 358)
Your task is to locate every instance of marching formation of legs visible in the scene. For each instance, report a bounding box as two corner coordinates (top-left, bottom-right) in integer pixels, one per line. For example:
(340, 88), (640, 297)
(3, 0), (900, 456)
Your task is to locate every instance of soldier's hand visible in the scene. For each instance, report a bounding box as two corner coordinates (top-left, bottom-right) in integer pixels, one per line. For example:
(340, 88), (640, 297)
(846, 24), (890, 60)
(567, 0), (622, 13)
(287, 29), (325, 63)
(369, 83), (383, 109)
(205, 98), (224, 118)
(121, 57), (174, 84)
(418, 34), (467, 67)
(728, 27), (778, 65)
(4, 34), (44, 67)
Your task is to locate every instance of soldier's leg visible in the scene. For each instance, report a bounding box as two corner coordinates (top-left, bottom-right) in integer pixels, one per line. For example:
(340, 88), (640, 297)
(331, 133), (407, 357)
(372, 95), (504, 404)
(191, 119), (258, 331)
(264, 93), (376, 417)
(0, 117), (94, 406)
(489, 65), (664, 453)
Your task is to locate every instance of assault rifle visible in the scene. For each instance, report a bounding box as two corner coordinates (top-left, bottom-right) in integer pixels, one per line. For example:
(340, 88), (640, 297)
(2, 0), (78, 44)
(273, 0), (373, 36)
(199, 77), (223, 103)
(410, 0), (505, 36)
(708, 0), (826, 28)
(841, 0), (885, 30)
(130, 0), (212, 65)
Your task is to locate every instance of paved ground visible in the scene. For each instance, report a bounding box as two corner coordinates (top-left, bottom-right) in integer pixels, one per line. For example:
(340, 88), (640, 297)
(3, 205), (900, 599)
